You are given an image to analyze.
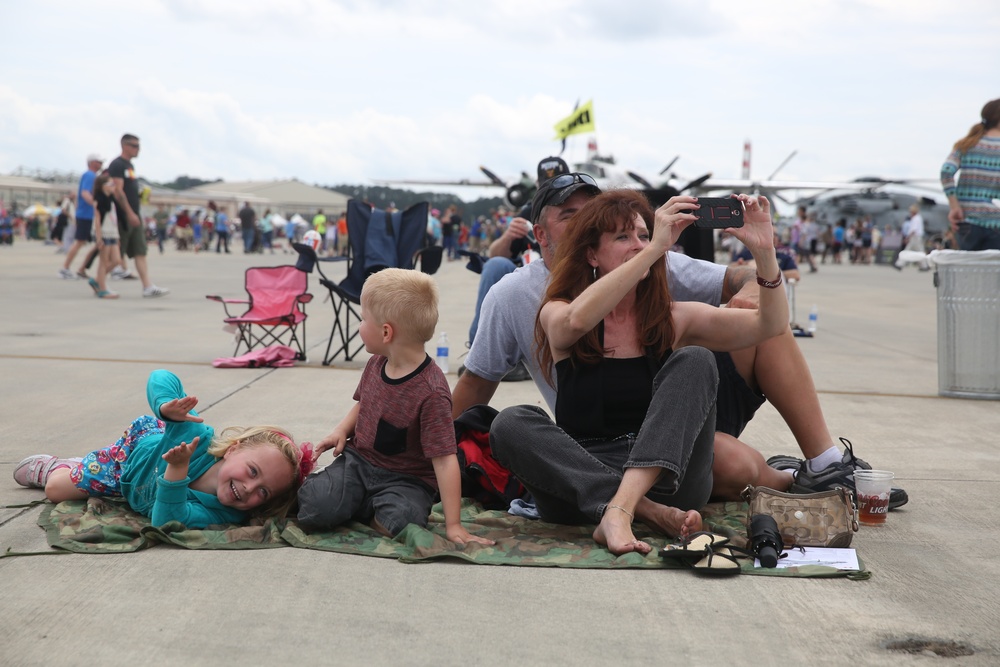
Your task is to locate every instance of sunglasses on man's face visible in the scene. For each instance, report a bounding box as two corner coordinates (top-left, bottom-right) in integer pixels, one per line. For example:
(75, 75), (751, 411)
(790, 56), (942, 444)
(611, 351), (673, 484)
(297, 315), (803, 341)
(125, 142), (140, 148)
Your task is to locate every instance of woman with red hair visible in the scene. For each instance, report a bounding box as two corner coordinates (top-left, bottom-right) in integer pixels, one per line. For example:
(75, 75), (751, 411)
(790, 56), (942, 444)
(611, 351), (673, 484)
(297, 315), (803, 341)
(492, 189), (788, 556)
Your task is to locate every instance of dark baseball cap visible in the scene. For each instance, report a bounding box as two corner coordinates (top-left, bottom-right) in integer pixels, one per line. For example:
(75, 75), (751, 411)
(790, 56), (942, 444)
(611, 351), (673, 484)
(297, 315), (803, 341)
(536, 156), (569, 184)
(530, 172), (601, 224)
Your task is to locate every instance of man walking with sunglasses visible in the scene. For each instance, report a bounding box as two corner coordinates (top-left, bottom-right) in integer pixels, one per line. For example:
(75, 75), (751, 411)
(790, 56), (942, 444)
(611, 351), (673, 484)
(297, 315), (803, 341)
(108, 134), (169, 298)
(453, 171), (908, 508)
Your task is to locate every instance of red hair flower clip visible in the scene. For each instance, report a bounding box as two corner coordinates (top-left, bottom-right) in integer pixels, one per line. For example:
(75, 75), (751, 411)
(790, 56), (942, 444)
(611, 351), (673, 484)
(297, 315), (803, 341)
(297, 442), (315, 484)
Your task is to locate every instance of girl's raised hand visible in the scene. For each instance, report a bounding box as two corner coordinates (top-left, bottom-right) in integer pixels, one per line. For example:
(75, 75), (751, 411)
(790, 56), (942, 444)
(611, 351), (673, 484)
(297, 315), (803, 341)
(159, 396), (204, 423)
(162, 437), (199, 466)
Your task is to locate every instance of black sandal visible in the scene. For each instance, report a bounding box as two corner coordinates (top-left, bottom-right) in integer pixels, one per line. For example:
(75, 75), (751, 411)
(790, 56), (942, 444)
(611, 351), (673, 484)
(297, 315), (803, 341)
(658, 532), (731, 564)
(690, 546), (744, 576)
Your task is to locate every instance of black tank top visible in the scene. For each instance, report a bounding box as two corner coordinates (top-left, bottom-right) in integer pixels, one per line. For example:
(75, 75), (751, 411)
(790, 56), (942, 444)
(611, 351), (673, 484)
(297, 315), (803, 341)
(554, 346), (670, 438)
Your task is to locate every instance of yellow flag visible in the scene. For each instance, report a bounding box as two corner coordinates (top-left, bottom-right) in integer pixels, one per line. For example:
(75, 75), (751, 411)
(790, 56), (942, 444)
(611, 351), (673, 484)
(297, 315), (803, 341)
(553, 100), (595, 140)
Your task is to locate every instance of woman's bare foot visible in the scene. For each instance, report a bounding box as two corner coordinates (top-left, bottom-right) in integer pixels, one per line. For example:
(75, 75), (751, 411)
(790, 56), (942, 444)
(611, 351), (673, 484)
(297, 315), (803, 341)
(593, 505), (651, 556)
(636, 498), (703, 539)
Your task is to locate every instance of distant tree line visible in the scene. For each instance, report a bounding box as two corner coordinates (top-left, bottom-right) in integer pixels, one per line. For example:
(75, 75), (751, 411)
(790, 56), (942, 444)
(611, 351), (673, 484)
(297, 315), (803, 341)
(324, 184), (506, 219)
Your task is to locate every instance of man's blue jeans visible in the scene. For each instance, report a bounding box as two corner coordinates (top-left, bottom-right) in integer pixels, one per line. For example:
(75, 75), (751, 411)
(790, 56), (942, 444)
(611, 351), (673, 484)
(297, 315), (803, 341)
(469, 256), (517, 344)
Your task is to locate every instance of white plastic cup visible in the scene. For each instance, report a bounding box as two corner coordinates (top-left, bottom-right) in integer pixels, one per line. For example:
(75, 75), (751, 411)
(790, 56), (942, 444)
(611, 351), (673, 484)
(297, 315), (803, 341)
(854, 470), (894, 526)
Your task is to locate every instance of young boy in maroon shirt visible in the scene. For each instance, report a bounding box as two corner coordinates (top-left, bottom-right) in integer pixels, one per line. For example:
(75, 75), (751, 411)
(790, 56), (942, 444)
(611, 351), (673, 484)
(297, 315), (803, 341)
(297, 269), (493, 546)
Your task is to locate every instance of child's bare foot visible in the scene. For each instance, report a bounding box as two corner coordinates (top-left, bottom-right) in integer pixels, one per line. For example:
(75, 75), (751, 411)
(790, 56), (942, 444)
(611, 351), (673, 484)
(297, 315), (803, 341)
(636, 499), (703, 539)
(593, 505), (651, 556)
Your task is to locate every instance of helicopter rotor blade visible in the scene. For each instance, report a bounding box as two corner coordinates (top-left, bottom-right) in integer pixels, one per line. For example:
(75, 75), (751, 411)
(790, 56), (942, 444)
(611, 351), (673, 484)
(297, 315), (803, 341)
(626, 171), (655, 189)
(767, 150), (798, 181)
(770, 191), (793, 205)
(680, 173), (713, 192)
(479, 166), (508, 188)
(659, 156), (680, 176)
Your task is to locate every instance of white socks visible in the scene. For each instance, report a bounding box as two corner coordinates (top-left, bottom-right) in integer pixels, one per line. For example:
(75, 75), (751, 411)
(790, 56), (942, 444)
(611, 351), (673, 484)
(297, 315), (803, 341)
(807, 446), (842, 474)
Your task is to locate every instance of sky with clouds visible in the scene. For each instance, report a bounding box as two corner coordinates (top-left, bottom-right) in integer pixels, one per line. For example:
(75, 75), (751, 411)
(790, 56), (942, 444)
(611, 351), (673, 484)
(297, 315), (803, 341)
(1, 0), (998, 202)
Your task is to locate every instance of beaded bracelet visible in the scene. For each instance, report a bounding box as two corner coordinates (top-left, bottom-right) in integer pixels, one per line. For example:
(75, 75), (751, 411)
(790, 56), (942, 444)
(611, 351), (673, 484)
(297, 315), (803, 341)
(756, 271), (783, 289)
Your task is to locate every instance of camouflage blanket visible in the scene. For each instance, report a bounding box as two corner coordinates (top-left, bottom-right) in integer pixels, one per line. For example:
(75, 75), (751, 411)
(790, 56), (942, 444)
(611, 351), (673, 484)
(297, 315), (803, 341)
(280, 499), (751, 569)
(38, 498), (287, 552)
(33, 497), (867, 578)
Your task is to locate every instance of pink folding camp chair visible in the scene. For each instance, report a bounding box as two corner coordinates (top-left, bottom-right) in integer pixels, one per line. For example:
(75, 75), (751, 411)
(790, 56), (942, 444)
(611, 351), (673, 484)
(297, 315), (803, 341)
(206, 265), (313, 360)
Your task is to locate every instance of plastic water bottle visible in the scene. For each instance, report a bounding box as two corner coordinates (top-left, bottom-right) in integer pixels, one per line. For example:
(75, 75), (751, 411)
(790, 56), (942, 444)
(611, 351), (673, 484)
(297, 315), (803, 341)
(808, 305), (818, 334)
(436, 332), (449, 374)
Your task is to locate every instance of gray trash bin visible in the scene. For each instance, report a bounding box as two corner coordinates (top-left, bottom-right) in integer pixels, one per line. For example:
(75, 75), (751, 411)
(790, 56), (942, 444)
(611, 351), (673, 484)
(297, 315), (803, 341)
(931, 249), (1000, 399)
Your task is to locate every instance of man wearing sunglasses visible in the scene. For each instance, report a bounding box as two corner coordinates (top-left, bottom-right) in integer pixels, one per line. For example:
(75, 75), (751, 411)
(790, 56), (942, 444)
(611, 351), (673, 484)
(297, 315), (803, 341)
(108, 134), (169, 298)
(454, 172), (908, 508)
(462, 157), (569, 381)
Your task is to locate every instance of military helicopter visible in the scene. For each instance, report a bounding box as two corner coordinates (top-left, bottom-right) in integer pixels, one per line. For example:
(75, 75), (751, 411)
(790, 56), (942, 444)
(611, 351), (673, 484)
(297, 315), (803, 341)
(381, 139), (908, 209)
(794, 178), (951, 248)
(374, 139), (716, 212)
(377, 139), (941, 259)
(569, 141), (942, 258)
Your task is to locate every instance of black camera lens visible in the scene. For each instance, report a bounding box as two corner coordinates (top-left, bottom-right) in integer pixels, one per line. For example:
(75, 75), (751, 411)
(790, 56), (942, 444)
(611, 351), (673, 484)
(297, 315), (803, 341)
(749, 514), (783, 568)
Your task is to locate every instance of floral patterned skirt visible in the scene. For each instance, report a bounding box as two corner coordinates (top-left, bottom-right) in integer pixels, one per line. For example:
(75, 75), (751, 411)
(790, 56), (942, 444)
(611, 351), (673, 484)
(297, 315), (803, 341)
(70, 415), (164, 496)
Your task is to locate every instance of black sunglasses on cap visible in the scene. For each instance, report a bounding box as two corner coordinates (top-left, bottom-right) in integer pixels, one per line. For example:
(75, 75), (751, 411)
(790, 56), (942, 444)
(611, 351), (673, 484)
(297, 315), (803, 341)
(547, 173), (598, 190)
(531, 172), (601, 223)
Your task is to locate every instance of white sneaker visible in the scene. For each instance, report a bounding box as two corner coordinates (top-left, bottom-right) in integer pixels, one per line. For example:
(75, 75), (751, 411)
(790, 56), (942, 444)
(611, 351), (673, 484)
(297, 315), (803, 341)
(143, 285), (170, 298)
(58, 268), (77, 280)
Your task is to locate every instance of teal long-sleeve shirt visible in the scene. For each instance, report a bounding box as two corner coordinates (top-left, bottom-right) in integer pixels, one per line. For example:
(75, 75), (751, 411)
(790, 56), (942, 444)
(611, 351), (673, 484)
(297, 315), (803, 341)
(119, 370), (246, 528)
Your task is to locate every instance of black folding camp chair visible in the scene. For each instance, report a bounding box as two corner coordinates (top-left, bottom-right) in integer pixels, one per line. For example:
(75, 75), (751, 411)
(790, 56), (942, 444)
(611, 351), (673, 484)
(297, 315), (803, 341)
(293, 199), (431, 364)
(413, 245), (444, 274)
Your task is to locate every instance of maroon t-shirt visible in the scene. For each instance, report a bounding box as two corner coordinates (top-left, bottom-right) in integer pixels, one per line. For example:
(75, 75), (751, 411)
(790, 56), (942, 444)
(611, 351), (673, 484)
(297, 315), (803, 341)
(350, 354), (455, 489)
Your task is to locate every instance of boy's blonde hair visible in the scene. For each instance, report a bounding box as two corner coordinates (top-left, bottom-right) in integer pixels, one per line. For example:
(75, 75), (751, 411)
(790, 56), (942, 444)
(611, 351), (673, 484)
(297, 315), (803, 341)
(207, 425), (305, 519)
(361, 268), (439, 343)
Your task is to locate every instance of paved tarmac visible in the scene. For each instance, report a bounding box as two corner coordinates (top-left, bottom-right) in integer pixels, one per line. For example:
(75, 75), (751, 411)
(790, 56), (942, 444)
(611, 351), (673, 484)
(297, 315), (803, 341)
(2, 239), (998, 666)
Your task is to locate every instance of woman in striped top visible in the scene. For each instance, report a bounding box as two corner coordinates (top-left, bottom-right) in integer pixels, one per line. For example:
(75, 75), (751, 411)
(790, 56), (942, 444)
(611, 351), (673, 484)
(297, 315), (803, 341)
(941, 98), (1000, 251)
